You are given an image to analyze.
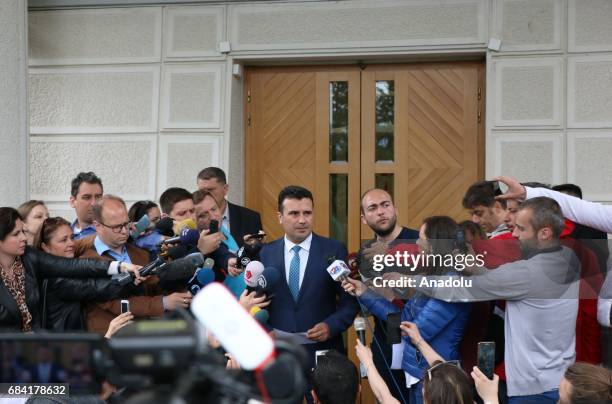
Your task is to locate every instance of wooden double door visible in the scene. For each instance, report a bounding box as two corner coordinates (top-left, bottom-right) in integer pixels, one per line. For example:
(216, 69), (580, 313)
(245, 62), (485, 253)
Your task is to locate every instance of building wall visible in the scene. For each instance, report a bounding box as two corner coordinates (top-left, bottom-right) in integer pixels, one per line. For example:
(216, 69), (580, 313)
(27, 0), (612, 217)
(0, 0), (28, 207)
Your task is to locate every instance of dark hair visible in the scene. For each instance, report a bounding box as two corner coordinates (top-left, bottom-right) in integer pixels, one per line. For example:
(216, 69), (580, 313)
(521, 181), (551, 189)
(422, 361), (474, 404)
(70, 172), (103, 197)
(0, 207), (22, 242)
(17, 200), (46, 222)
(192, 190), (219, 206)
(462, 181), (506, 209)
(128, 200), (159, 223)
(552, 183), (583, 199)
(159, 187), (193, 214)
(564, 362), (612, 404)
(278, 186), (313, 212)
(423, 216), (459, 256)
(197, 167), (227, 185)
(311, 350), (359, 404)
(33, 217), (71, 250)
(92, 195), (127, 223)
(458, 220), (486, 241)
(519, 197), (565, 239)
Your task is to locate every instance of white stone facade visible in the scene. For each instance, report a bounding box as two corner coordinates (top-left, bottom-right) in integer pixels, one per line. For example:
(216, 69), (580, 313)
(21, 0), (612, 215)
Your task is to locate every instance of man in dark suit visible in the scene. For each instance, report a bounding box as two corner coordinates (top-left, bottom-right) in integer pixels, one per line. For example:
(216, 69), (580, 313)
(259, 186), (359, 369)
(197, 167), (262, 248)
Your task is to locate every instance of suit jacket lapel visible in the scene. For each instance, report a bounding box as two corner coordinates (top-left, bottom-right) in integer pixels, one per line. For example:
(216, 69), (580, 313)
(227, 202), (241, 243)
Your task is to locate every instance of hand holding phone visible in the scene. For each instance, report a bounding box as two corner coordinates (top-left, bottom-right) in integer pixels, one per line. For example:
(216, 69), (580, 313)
(120, 299), (130, 314)
(209, 219), (219, 234)
(477, 341), (495, 380)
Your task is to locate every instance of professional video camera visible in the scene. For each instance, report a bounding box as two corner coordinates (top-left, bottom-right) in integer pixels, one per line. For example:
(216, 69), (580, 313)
(0, 285), (308, 404)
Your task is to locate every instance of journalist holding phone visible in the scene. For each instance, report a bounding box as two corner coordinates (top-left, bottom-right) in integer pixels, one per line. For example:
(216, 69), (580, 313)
(0, 207), (141, 332)
(343, 216), (471, 404)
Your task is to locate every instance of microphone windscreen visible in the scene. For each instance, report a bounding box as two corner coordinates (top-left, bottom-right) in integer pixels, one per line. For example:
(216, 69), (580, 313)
(354, 316), (366, 332)
(258, 267), (281, 293)
(326, 260), (351, 282)
(253, 308), (270, 325)
(160, 253), (203, 282)
(166, 244), (189, 260)
(179, 228), (200, 246)
(195, 267), (215, 287)
(174, 218), (197, 234)
(245, 261), (265, 288)
(155, 217), (175, 237)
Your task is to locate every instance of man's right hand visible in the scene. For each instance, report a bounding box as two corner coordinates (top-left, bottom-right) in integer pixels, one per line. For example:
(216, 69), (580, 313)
(163, 292), (193, 311)
(341, 277), (367, 297)
(197, 229), (225, 254)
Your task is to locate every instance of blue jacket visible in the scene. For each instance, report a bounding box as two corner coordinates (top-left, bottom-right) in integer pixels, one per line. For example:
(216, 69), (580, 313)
(361, 289), (470, 380)
(260, 233), (359, 364)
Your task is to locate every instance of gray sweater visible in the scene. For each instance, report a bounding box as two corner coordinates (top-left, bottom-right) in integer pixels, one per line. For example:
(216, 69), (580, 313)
(414, 246), (580, 397)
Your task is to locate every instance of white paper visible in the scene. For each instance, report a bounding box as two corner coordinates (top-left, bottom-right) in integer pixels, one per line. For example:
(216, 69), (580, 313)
(391, 341), (405, 369)
(273, 328), (316, 344)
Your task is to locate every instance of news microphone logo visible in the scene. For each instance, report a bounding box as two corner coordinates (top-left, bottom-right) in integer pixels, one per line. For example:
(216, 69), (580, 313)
(326, 260), (351, 282)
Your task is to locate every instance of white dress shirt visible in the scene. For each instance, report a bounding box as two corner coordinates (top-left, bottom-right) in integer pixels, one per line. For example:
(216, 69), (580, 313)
(283, 233), (312, 289)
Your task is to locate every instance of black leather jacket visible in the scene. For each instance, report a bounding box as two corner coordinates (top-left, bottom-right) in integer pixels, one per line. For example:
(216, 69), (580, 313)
(42, 276), (129, 331)
(0, 246), (111, 332)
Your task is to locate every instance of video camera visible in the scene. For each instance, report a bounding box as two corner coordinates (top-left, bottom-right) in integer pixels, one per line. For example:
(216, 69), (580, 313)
(0, 287), (308, 404)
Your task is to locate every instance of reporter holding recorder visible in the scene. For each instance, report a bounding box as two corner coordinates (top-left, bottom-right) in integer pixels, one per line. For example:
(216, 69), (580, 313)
(0, 207), (141, 332)
(343, 216), (470, 404)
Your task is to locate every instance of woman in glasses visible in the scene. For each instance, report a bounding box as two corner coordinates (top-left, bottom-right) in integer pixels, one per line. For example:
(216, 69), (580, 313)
(0, 207), (140, 332)
(343, 216), (472, 404)
(34, 216), (133, 331)
(17, 200), (49, 246)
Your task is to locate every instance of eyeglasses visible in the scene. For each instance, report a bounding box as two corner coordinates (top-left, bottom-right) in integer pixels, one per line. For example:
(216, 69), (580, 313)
(99, 221), (131, 234)
(426, 360), (461, 381)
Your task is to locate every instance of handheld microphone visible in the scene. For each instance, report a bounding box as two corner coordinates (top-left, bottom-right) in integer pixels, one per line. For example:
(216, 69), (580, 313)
(236, 240), (263, 269)
(326, 259), (351, 282)
(162, 228), (200, 245)
(113, 257), (167, 286)
(244, 261), (265, 294)
(354, 316), (367, 345)
(188, 258), (215, 295)
(256, 267), (281, 296)
(250, 306), (271, 331)
(354, 316), (368, 379)
(155, 217), (175, 237)
(157, 252), (205, 283)
(159, 244), (189, 260)
(173, 218), (197, 236)
(191, 283), (275, 370)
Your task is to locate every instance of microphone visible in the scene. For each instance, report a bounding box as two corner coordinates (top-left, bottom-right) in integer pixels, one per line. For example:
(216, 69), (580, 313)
(244, 261), (265, 294)
(113, 257), (167, 286)
(354, 316), (366, 345)
(162, 228), (200, 245)
(173, 218), (197, 235)
(188, 258), (215, 295)
(354, 316), (368, 379)
(157, 252), (205, 283)
(256, 267), (281, 296)
(191, 283), (275, 370)
(250, 306), (271, 331)
(236, 240), (263, 269)
(155, 217), (174, 237)
(159, 244), (189, 260)
(326, 259), (351, 282)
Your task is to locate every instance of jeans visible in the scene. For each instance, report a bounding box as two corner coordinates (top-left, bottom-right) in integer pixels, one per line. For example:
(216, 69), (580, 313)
(508, 389), (559, 404)
(408, 381), (423, 404)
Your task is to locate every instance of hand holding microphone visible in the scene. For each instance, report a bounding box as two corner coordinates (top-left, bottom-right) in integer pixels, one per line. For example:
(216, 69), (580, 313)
(325, 259), (364, 297)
